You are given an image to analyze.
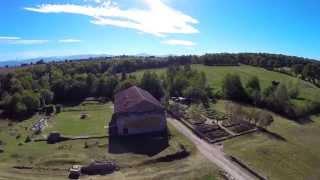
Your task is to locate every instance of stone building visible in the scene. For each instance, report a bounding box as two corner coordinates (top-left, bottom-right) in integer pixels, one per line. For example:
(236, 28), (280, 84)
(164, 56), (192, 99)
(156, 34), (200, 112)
(110, 86), (166, 136)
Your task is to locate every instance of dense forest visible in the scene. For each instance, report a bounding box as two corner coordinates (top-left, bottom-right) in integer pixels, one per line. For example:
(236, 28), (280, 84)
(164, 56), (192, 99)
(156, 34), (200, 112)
(0, 53), (319, 120)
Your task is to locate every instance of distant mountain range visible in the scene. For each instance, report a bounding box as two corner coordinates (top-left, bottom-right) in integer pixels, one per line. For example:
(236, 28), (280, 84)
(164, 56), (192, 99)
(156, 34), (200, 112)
(0, 54), (115, 67)
(0, 53), (165, 67)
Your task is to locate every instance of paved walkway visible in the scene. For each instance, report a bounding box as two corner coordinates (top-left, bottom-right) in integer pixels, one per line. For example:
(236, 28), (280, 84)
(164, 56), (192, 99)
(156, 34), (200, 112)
(168, 118), (257, 180)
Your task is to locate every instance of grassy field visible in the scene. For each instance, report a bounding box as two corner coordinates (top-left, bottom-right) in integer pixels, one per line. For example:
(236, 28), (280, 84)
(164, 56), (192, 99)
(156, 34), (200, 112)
(135, 65), (320, 180)
(134, 64), (320, 106)
(2, 64), (319, 179)
(210, 100), (320, 180)
(0, 101), (221, 180)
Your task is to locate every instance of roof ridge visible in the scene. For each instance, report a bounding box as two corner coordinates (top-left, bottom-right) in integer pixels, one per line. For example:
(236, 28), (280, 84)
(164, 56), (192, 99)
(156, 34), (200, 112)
(133, 86), (144, 100)
(134, 86), (162, 107)
(114, 85), (163, 113)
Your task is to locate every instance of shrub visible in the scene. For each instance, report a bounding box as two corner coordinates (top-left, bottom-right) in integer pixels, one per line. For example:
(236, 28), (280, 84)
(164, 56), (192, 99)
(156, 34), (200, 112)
(84, 141), (89, 149)
(56, 105), (62, 113)
(25, 136), (31, 143)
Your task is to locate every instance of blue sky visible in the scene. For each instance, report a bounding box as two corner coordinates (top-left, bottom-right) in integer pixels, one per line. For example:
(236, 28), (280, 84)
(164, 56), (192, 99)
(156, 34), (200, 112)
(0, 0), (320, 61)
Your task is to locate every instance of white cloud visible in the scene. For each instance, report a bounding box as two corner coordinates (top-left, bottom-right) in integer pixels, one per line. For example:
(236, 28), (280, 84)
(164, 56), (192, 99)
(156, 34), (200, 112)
(161, 39), (195, 46)
(59, 39), (82, 43)
(0, 36), (21, 40)
(11, 40), (49, 45)
(0, 36), (49, 45)
(24, 0), (199, 37)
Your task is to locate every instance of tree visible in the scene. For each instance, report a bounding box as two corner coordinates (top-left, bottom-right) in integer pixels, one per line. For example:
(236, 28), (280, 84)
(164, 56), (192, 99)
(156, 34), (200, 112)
(256, 111), (274, 129)
(114, 78), (138, 94)
(67, 80), (87, 101)
(140, 71), (164, 100)
(246, 76), (260, 91)
(287, 80), (300, 99)
(274, 84), (289, 106)
(8, 78), (23, 94)
(246, 76), (261, 105)
(40, 89), (54, 105)
(51, 79), (68, 102)
(302, 63), (313, 81)
(222, 74), (248, 102)
(170, 75), (189, 97)
(292, 64), (303, 76)
(98, 75), (118, 99)
(183, 86), (208, 105)
(21, 90), (40, 112)
(86, 73), (98, 96)
(14, 102), (27, 115)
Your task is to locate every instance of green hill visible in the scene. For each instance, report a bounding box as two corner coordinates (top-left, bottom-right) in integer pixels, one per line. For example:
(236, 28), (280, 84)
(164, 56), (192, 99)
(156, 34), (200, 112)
(134, 64), (320, 106)
(134, 64), (320, 179)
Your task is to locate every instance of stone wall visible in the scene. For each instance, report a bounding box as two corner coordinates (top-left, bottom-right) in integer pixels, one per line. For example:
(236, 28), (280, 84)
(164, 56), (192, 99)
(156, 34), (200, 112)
(116, 111), (166, 136)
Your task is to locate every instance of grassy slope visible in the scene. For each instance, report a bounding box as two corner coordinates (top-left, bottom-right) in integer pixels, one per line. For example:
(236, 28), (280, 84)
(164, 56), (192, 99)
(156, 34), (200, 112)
(0, 102), (221, 180)
(134, 64), (320, 106)
(212, 100), (320, 180)
(135, 65), (320, 179)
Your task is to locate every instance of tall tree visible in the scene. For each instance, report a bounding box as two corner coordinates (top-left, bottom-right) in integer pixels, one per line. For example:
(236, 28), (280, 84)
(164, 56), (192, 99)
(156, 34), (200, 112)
(140, 71), (164, 100)
(222, 74), (248, 102)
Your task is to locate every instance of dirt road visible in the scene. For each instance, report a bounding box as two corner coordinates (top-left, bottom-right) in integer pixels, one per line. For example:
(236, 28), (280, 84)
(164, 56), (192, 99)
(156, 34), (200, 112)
(168, 118), (257, 180)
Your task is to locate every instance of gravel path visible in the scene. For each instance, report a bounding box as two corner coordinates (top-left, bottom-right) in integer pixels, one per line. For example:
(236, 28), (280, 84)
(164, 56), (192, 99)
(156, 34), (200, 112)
(168, 118), (257, 180)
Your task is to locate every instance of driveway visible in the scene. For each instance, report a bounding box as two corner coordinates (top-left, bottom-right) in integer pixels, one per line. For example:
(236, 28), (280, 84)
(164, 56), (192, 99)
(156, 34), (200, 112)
(168, 118), (257, 180)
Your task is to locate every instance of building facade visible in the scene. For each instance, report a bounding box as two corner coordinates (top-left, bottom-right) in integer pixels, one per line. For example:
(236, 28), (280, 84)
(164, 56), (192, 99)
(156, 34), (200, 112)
(111, 86), (166, 136)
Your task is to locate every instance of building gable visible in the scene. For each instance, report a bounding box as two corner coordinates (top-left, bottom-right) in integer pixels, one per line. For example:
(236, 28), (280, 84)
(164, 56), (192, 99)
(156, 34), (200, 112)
(114, 86), (164, 114)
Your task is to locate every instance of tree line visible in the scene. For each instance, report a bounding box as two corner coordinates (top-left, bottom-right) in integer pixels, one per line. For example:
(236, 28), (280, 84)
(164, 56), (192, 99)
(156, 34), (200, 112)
(222, 74), (320, 120)
(0, 52), (319, 120)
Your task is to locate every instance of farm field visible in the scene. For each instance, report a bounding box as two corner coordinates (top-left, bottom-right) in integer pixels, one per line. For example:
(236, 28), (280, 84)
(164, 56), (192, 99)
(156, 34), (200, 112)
(210, 100), (320, 180)
(0, 101), (221, 180)
(134, 64), (320, 106)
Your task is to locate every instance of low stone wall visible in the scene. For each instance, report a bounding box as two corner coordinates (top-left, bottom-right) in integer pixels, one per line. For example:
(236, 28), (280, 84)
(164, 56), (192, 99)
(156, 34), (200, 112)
(33, 135), (108, 144)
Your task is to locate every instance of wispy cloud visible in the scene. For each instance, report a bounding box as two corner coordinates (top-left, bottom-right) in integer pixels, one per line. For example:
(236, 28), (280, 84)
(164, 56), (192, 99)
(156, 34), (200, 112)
(59, 39), (82, 43)
(162, 39), (195, 46)
(0, 36), (49, 45)
(0, 36), (21, 40)
(24, 0), (199, 37)
(11, 40), (49, 45)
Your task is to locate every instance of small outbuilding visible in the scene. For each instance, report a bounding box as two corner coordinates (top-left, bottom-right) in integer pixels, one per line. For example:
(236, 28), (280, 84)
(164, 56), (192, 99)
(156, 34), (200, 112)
(111, 86), (166, 136)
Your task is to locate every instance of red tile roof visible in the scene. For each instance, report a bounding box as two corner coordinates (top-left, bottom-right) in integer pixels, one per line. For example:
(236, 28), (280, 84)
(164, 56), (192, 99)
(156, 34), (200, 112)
(114, 86), (164, 114)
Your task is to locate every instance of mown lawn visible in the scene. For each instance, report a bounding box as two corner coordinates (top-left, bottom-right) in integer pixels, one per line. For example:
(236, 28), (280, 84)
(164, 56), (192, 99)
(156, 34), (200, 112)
(43, 102), (113, 136)
(211, 100), (320, 180)
(0, 101), (221, 180)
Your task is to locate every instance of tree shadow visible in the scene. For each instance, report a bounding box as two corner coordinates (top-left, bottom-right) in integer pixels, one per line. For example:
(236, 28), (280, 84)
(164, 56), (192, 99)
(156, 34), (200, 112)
(259, 128), (287, 142)
(293, 97), (307, 101)
(0, 111), (34, 122)
(294, 116), (314, 125)
(108, 129), (170, 157)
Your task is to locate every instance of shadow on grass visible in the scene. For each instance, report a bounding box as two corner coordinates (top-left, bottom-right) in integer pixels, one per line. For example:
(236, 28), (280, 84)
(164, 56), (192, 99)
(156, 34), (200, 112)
(138, 144), (190, 166)
(295, 116), (314, 125)
(0, 111), (34, 122)
(259, 128), (287, 142)
(108, 130), (170, 157)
